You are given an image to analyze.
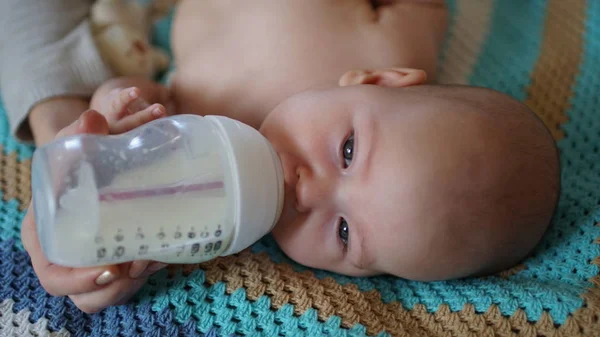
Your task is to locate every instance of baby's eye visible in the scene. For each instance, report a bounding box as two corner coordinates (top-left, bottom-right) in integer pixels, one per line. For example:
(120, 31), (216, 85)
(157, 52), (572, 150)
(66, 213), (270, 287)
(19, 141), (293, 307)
(342, 134), (354, 168)
(338, 218), (349, 246)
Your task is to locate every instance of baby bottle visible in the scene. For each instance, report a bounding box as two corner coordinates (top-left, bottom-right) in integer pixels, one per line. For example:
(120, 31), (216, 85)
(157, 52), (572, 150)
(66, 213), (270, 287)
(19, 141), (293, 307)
(31, 115), (284, 267)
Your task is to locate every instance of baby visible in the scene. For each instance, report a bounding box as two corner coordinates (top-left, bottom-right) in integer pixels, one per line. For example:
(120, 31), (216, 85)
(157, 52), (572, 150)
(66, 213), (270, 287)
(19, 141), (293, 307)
(25, 0), (560, 313)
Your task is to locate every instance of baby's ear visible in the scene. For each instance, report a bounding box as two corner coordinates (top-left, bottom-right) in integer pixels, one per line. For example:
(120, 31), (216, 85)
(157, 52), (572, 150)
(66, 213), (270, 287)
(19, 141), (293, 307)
(339, 68), (427, 88)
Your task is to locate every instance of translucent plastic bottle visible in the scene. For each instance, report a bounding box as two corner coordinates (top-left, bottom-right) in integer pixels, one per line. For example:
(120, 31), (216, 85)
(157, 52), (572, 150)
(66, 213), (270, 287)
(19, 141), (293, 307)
(31, 115), (284, 267)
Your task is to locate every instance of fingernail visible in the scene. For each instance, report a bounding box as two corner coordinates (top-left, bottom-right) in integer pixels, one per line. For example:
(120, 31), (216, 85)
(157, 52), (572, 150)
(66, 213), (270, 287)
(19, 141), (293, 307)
(73, 115), (84, 128)
(75, 119), (87, 133)
(129, 261), (150, 279)
(148, 262), (168, 273)
(139, 263), (168, 278)
(95, 270), (118, 286)
(152, 106), (163, 117)
(129, 89), (138, 98)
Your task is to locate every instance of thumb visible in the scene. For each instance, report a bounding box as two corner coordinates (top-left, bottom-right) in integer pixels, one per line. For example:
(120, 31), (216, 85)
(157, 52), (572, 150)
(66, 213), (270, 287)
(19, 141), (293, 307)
(56, 110), (110, 139)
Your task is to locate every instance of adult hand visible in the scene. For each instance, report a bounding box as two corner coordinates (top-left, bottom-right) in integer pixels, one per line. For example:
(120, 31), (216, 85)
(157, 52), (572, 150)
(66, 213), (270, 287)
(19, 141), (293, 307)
(21, 110), (167, 313)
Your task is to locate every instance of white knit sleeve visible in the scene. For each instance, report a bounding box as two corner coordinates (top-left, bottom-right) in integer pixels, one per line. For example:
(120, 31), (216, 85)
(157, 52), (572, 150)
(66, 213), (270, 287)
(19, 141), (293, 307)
(0, 0), (114, 140)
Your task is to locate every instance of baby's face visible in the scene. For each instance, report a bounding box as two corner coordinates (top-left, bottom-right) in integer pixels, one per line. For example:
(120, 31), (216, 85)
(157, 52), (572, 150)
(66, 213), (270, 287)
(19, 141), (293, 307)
(260, 84), (475, 278)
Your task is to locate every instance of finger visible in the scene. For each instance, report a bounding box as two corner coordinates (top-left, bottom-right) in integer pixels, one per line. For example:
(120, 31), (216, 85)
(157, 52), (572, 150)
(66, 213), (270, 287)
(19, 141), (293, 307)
(110, 103), (166, 134)
(126, 97), (152, 116)
(109, 88), (142, 120)
(156, 86), (175, 115)
(55, 110), (110, 139)
(21, 205), (122, 296)
(113, 279), (148, 306)
(128, 260), (151, 279)
(69, 267), (147, 314)
(128, 259), (169, 279)
(20, 204), (36, 254)
(138, 262), (168, 279)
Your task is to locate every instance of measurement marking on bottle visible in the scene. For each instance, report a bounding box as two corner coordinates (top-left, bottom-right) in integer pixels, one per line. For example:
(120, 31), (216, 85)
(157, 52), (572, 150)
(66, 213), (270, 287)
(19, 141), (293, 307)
(114, 246), (125, 258)
(139, 244), (149, 255)
(89, 222), (227, 264)
(97, 247), (106, 259)
(136, 228), (145, 240)
(115, 230), (124, 242)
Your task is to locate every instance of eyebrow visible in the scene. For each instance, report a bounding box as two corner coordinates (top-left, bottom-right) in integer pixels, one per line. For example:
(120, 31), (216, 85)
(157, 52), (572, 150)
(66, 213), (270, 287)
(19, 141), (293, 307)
(349, 115), (378, 271)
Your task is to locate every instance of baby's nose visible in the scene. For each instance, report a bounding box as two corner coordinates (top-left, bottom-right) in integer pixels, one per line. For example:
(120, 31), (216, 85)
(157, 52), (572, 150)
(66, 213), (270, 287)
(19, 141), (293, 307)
(295, 166), (333, 213)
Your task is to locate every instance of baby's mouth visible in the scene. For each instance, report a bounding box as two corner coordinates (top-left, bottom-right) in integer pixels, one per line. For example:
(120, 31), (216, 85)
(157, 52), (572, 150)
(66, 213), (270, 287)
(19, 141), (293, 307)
(277, 154), (300, 225)
(270, 182), (295, 232)
(284, 181), (298, 210)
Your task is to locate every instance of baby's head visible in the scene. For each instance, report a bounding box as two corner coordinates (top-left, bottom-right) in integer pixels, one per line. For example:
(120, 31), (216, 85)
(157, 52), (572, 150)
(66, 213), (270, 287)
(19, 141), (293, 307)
(259, 68), (560, 281)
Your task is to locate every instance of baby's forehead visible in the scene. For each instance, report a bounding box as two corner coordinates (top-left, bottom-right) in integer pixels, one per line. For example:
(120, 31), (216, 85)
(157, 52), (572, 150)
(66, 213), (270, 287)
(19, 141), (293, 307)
(369, 87), (509, 129)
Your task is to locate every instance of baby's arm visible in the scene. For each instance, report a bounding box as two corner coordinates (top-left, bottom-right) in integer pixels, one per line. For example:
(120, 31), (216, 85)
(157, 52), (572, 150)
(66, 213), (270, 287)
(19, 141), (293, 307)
(0, 0), (112, 144)
(91, 76), (173, 134)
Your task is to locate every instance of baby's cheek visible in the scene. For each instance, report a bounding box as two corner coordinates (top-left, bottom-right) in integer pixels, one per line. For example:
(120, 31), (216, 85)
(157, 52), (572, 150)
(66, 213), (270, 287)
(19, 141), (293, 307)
(271, 224), (302, 257)
(271, 221), (322, 267)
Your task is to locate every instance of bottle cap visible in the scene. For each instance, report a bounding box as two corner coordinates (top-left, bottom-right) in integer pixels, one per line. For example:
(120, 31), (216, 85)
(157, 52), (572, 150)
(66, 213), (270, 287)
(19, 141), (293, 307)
(205, 116), (284, 255)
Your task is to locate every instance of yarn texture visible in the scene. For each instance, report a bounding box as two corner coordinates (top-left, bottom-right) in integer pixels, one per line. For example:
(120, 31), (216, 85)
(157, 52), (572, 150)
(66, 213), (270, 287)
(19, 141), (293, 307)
(1, 1), (599, 336)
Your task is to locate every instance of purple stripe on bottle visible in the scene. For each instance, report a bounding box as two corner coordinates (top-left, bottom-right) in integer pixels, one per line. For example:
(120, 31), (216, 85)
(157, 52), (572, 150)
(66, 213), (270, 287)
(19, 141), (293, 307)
(99, 181), (224, 201)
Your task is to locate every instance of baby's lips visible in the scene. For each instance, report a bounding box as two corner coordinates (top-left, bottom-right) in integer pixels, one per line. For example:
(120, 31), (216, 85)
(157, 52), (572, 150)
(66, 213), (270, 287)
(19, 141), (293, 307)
(277, 183), (301, 226)
(278, 152), (299, 188)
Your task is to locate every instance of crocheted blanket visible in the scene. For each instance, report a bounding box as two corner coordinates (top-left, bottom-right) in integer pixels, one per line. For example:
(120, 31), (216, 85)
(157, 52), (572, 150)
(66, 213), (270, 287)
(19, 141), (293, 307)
(1, 1), (599, 336)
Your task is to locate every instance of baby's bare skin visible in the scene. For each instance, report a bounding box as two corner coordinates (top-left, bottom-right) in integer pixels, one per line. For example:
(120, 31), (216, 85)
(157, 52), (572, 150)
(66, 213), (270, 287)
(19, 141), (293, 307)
(170, 0), (447, 128)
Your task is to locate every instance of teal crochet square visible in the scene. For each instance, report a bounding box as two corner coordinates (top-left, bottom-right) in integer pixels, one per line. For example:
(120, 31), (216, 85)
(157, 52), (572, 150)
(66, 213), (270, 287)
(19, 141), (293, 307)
(1, 1), (599, 336)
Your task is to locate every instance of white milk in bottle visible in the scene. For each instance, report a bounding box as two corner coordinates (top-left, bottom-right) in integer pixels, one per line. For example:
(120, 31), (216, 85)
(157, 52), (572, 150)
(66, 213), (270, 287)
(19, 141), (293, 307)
(32, 115), (284, 267)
